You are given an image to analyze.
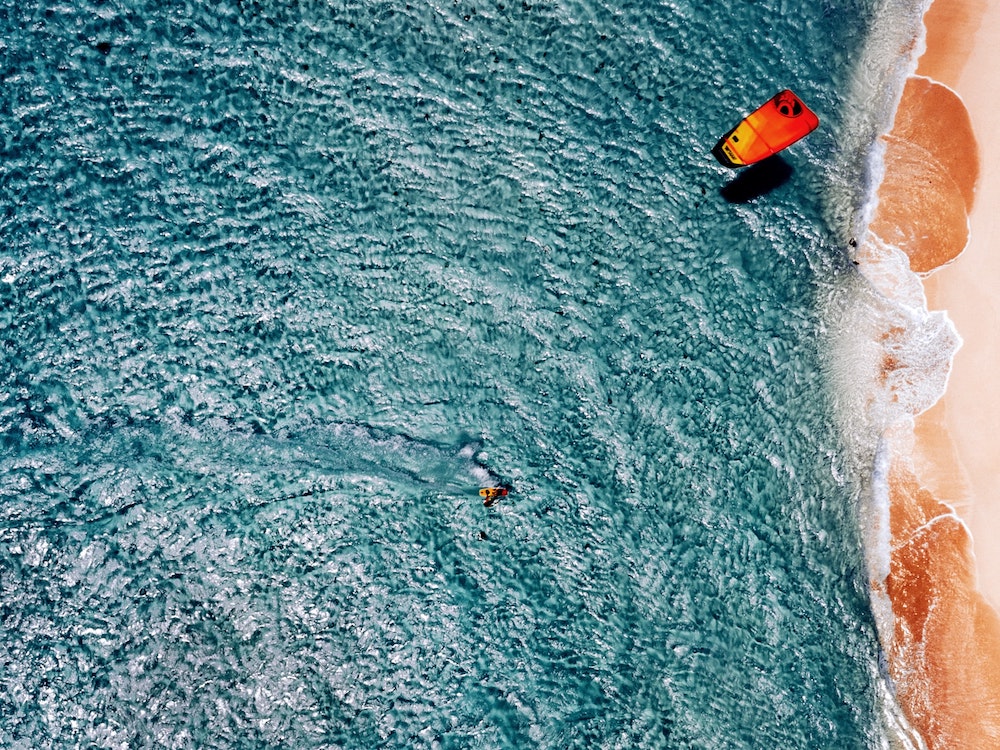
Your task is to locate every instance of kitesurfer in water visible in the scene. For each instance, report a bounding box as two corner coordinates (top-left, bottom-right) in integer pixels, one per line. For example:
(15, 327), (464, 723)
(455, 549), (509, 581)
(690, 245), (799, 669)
(480, 487), (508, 507)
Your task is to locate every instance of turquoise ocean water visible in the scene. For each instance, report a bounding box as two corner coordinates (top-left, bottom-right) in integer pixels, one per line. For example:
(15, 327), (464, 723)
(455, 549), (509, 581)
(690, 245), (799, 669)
(1, 0), (930, 747)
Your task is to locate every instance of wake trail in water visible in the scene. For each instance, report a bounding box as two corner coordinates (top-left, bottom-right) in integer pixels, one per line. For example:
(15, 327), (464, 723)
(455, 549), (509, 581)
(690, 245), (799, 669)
(0, 421), (499, 532)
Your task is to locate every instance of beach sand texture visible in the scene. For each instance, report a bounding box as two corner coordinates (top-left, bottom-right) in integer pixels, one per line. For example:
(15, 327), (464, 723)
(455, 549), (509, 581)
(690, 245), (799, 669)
(918, 0), (1000, 606)
(864, 0), (1000, 745)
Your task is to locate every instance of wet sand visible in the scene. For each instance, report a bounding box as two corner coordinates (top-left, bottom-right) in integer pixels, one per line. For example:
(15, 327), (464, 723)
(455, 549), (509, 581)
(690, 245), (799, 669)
(884, 448), (1000, 746)
(916, 0), (1000, 609)
(868, 75), (975, 274)
(862, 0), (1000, 746)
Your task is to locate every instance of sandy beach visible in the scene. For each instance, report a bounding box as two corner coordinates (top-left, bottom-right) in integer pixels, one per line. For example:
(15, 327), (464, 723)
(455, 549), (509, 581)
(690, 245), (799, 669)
(916, 0), (1000, 607)
(862, 0), (1000, 745)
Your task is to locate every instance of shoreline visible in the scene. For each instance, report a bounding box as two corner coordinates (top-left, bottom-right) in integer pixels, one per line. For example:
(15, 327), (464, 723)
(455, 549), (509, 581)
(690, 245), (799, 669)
(858, 0), (1000, 745)
(915, 0), (1000, 608)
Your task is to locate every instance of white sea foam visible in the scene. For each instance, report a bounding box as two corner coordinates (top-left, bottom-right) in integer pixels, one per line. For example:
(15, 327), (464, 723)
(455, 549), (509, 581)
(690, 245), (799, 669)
(820, 1), (953, 746)
(821, 0), (938, 550)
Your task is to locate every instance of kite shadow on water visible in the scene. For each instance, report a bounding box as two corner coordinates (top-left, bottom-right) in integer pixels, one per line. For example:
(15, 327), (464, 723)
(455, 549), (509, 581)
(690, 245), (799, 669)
(720, 155), (793, 203)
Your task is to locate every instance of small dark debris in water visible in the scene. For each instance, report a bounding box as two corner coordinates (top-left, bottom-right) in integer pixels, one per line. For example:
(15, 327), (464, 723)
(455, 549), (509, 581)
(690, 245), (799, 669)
(478, 530), (488, 540)
(96, 41), (112, 55)
(849, 238), (857, 248)
(116, 501), (139, 516)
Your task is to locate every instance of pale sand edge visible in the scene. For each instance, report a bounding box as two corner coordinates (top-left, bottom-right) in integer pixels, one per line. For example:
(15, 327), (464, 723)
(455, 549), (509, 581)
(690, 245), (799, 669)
(915, 0), (1000, 609)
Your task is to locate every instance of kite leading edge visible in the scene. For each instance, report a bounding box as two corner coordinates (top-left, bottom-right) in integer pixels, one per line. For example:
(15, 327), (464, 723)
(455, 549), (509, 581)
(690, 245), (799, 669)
(712, 90), (819, 169)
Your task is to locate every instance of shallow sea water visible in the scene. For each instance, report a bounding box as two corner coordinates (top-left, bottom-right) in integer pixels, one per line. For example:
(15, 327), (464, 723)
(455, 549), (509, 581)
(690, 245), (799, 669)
(1, 0), (916, 747)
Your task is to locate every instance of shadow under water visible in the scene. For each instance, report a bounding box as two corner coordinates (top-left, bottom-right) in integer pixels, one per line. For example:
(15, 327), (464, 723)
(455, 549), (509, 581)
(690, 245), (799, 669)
(720, 155), (794, 203)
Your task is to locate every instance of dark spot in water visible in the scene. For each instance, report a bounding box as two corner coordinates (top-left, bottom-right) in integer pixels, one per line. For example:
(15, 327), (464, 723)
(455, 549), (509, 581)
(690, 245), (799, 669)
(720, 155), (793, 204)
(96, 41), (112, 55)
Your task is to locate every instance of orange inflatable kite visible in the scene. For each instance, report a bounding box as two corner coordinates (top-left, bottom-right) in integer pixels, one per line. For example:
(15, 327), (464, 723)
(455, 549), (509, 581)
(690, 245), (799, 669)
(712, 90), (819, 168)
(480, 487), (508, 507)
